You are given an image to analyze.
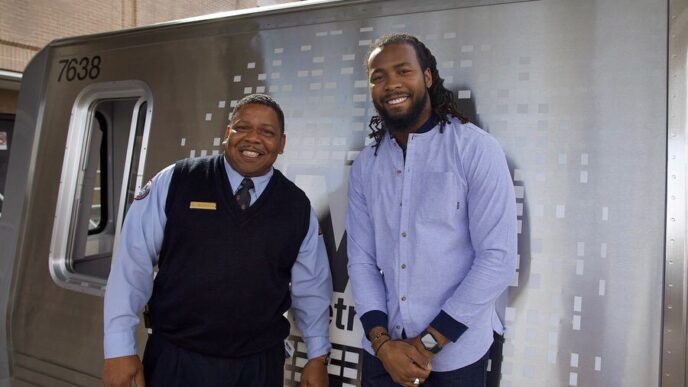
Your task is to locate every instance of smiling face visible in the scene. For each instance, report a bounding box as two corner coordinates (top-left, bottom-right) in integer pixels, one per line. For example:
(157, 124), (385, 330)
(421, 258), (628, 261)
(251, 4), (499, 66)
(223, 103), (285, 177)
(368, 42), (433, 133)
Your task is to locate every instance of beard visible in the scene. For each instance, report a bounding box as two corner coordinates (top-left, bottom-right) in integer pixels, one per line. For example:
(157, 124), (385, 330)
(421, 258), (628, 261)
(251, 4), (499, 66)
(374, 90), (429, 133)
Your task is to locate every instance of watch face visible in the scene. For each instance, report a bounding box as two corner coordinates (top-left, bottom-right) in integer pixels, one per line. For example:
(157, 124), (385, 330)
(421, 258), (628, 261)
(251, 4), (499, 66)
(421, 332), (438, 350)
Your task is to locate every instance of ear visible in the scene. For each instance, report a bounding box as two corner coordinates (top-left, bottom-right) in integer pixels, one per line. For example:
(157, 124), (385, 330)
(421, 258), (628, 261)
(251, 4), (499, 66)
(424, 68), (432, 88)
(223, 125), (231, 144)
(278, 133), (286, 154)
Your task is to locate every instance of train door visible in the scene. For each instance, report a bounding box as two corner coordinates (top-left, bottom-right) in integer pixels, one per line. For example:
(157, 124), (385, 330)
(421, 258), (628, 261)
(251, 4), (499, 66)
(50, 81), (153, 294)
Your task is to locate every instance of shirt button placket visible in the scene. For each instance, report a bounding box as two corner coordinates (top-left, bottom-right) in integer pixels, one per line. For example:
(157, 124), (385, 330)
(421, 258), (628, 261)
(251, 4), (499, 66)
(398, 154), (410, 327)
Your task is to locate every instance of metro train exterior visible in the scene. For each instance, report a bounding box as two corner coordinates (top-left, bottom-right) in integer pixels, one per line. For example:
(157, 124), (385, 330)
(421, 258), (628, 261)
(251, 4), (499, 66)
(0, 0), (685, 385)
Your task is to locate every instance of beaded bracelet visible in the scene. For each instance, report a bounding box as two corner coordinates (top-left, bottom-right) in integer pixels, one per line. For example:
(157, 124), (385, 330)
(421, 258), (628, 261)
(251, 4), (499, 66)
(370, 330), (390, 344)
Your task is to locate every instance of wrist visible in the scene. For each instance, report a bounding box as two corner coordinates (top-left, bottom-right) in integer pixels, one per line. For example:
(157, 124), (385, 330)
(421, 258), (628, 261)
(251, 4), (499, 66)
(419, 329), (443, 354)
(309, 353), (330, 366)
(370, 330), (390, 352)
(367, 326), (389, 342)
(374, 338), (392, 359)
(426, 326), (450, 347)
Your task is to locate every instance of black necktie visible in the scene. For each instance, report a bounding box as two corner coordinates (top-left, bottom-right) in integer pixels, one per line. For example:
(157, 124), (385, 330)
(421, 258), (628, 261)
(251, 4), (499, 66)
(235, 178), (254, 210)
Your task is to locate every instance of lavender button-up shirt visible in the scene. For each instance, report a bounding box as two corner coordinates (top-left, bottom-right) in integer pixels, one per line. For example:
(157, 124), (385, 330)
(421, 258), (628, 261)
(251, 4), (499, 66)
(347, 117), (517, 371)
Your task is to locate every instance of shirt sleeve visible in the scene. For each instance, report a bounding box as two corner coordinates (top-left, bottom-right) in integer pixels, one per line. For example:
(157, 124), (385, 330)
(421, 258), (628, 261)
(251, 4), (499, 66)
(102, 164), (174, 359)
(346, 152), (389, 336)
(432, 133), (517, 341)
(291, 208), (333, 359)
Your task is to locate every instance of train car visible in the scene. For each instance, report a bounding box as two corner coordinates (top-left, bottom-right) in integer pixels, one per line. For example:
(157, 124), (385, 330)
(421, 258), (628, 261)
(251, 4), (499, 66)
(0, 0), (683, 385)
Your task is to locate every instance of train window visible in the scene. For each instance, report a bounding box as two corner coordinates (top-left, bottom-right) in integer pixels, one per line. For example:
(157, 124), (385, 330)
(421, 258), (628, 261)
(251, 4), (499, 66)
(87, 112), (108, 234)
(50, 81), (153, 295)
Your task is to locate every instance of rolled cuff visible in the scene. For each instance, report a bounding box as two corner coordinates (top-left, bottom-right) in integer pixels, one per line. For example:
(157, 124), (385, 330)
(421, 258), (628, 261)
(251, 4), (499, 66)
(360, 310), (388, 338)
(430, 310), (468, 343)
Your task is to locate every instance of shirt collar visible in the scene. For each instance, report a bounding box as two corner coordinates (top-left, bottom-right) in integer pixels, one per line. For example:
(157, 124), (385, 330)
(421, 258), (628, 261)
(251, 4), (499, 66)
(223, 156), (273, 194)
(386, 113), (439, 143)
(415, 113), (438, 134)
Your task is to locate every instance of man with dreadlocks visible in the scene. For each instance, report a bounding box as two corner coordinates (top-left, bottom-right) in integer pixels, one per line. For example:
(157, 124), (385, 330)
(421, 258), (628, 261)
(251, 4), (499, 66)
(347, 34), (517, 387)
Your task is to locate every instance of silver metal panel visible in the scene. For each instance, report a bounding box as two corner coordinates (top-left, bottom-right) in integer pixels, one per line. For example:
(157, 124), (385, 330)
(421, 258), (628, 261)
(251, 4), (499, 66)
(0, 48), (50, 387)
(12, 352), (100, 386)
(664, 0), (686, 386)
(0, 70), (22, 91)
(2, 0), (669, 386)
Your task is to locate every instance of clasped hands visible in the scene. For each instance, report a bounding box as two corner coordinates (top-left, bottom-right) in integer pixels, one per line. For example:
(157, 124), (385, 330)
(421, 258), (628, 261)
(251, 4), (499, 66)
(372, 330), (437, 387)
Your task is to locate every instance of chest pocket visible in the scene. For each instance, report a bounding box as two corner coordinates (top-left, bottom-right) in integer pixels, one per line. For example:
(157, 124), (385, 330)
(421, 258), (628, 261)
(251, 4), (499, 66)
(417, 172), (461, 223)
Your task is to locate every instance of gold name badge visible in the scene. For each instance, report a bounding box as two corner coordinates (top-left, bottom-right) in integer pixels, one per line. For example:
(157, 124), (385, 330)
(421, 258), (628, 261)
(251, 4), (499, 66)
(189, 201), (217, 210)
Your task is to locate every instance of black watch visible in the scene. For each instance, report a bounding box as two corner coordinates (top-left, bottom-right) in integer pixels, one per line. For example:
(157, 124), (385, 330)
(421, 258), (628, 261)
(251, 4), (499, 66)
(420, 330), (442, 354)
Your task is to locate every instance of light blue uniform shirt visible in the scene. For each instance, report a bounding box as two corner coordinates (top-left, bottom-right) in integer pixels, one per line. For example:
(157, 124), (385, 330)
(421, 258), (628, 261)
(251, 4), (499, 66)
(104, 157), (332, 360)
(347, 117), (517, 371)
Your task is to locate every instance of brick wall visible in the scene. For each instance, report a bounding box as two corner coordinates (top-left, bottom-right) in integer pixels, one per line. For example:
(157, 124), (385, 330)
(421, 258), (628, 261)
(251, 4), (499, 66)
(0, 0), (299, 73)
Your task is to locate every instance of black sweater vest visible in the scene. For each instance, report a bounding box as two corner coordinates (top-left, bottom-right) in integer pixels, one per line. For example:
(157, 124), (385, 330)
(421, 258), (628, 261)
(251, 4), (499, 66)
(148, 155), (311, 357)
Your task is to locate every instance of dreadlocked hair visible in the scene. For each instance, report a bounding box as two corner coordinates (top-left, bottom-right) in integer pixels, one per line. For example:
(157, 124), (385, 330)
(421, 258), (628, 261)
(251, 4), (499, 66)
(366, 33), (468, 153)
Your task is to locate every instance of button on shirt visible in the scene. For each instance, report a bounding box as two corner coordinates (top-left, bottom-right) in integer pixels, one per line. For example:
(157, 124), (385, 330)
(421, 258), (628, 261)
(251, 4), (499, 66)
(346, 117), (517, 371)
(104, 157), (332, 360)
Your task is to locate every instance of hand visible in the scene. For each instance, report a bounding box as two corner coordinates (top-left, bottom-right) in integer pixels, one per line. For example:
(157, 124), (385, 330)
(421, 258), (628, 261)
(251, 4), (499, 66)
(406, 327), (449, 358)
(377, 340), (431, 387)
(299, 355), (329, 387)
(102, 355), (145, 387)
(405, 337), (431, 360)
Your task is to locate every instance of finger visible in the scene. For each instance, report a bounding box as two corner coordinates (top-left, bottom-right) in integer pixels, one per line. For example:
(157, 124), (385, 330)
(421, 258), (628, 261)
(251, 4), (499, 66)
(405, 361), (431, 379)
(406, 351), (431, 371)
